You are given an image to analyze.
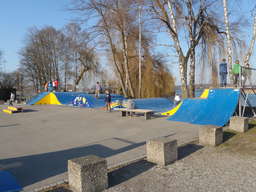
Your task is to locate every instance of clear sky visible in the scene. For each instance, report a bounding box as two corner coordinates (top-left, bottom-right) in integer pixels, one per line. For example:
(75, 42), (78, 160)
(0, 0), (72, 72)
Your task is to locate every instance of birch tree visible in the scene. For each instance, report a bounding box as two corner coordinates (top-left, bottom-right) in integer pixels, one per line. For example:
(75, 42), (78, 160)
(223, 0), (232, 80)
(186, 0), (196, 97)
(151, 0), (210, 97)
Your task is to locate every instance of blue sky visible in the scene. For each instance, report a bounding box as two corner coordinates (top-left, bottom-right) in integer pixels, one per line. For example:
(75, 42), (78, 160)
(0, 0), (71, 72)
(0, 0), (255, 82)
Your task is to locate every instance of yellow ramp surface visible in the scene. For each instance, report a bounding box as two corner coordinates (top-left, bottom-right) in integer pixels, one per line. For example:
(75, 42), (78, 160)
(8, 106), (18, 111)
(8, 106), (22, 111)
(200, 89), (209, 99)
(3, 109), (13, 114)
(35, 92), (61, 105)
(162, 89), (210, 116)
(161, 102), (183, 116)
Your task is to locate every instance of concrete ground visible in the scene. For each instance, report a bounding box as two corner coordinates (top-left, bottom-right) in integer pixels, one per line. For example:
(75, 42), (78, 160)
(0, 105), (200, 191)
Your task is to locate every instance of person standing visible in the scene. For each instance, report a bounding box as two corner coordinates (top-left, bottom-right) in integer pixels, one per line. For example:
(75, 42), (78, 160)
(48, 81), (53, 92)
(219, 58), (228, 87)
(95, 82), (101, 98)
(174, 94), (181, 106)
(52, 80), (56, 91)
(232, 60), (241, 87)
(105, 90), (112, 112)
(9, 92), (15, 106)
(44, 82), (48, 92)
(54, 79), (59, 91)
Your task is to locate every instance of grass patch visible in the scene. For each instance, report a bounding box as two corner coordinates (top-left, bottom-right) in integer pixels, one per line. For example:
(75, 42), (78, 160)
(218, 126), (256, 156)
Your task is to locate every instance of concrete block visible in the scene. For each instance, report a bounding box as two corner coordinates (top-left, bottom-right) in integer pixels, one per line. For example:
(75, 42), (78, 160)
(68, 155), (108, 192)
(229, 116), (249, 133)
(199, 126), (223, 146)
(146, 137), (177, 166)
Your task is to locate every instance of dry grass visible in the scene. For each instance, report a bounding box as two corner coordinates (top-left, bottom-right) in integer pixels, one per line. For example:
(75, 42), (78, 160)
(218, 122), (256, 156)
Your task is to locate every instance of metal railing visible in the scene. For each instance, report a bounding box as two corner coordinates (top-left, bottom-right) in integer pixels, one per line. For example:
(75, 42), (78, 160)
(238, 66), (256, 117)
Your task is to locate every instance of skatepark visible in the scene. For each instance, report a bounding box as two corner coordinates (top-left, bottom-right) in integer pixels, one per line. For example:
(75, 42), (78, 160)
(1, 87), (255, 191)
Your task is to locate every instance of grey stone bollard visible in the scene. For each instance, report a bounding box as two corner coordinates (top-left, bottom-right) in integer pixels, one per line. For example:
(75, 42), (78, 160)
(199, 126), (223, 146)
(229, 116), (249, 133)
(146, 137), (177, 166)
(68, 155), (108, 192)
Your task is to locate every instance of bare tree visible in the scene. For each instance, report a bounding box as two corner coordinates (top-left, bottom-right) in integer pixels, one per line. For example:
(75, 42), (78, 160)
(244, 14), (256, 67)
(20, 25), (98, 92)
(63, 23), (98, 90)
(0, 72), (16, 89)
(71, 0), (130, 96)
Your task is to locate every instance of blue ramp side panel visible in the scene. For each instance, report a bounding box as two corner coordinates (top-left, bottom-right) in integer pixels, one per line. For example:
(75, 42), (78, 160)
(54, 92), (124, 108)
(0, 171), (22, 192)
(26, 92), (49, 105)
(167, 89), (240, 127)
(54, 92), (78, 105)
(133, 98), (173, 112)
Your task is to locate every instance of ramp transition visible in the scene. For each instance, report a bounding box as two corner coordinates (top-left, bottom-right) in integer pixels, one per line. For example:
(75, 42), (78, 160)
(167, 89), (240, 127)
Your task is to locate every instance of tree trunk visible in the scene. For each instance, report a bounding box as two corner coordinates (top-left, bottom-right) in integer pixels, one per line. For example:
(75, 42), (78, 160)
(179, 56), (189, 98)
(121, 29), (135, 98)
(138, 5), (142, 98)
(167, 0), (188, 98)
(223, 0), (232, 81)
(64, 62), (67, 91)
(106, 30), (128, 97)
(187, 0), (195, 98)
(244, 15), (256, 67)
(96, 5), (128, 97)
(75, 67), (88, 86)
(189, 49), (195, 97)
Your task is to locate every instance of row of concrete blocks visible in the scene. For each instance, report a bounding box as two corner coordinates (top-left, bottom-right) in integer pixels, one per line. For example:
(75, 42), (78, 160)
(200, 116), (249, 146)
(68, 116), (249, 192)
(68, 139), (178, 192)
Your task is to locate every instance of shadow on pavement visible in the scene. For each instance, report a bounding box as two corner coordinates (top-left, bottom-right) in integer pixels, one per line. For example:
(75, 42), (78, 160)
(108, 160), (155, 187)
(223, 130), (236, 142)
(22, 109), (38, 113)
(0, 124), (20, 128)
(0, 138), (145, 188)
(178, 143), (203, 160)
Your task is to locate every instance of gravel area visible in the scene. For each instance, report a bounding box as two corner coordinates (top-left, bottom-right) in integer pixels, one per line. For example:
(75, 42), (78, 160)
(106, 147), (256, 192)
(106, 126), (256, 192)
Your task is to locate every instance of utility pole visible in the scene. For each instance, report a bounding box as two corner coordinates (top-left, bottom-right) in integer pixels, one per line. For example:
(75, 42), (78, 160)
(138, 5), (142, 98)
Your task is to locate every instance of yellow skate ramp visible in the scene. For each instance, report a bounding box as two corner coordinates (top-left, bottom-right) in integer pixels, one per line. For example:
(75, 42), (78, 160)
(35, 92), (61, 105)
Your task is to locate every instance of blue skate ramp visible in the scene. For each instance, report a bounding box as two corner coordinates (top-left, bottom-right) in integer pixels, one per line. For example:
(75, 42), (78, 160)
(54, 92), (124, 108)
(133, 98), (173, 112)
(26, 92), (49, 105)
(26, 92), (125, 108)
(167, 89), (240, 126)
(0, 171), (21, 192)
